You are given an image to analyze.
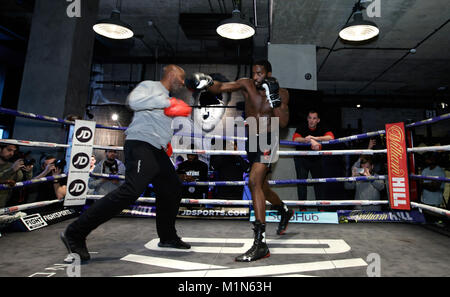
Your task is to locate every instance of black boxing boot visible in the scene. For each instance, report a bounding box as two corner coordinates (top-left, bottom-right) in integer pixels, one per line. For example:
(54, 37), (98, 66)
(275, 203), (294, 235)
(60, 195), (128, 263)
(158, 237), (191, 249)
(60, 230), (90, 262)
(235, 220), (270, 262)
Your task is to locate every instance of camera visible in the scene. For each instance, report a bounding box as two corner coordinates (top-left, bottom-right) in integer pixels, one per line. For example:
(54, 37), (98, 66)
(357, 168), (365, 174)
(53, 159), (67, 170)
(104, 160), (118, 174)
(23, 158), (35, 166)
(10, 151), (35, 167)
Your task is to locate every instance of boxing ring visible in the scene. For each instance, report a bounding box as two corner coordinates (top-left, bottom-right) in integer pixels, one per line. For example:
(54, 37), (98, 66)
(0, 106), (449, 278)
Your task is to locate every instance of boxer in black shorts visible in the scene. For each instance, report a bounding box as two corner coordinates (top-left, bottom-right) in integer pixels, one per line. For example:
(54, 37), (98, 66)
(246, 132), (276, 168)
(186, 60), (294, 262)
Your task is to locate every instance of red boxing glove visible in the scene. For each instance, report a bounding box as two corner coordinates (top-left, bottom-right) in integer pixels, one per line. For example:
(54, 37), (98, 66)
(165, 142), (173, 157)
(164, 98), (192, 117)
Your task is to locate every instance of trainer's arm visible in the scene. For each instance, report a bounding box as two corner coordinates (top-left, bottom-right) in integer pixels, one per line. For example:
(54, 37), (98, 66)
(127, 81), (170, 111)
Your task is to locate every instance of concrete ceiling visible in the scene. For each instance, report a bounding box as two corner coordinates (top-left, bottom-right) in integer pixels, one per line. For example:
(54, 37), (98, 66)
(1, 0), (449, 100)
(92, 0), (450, 98)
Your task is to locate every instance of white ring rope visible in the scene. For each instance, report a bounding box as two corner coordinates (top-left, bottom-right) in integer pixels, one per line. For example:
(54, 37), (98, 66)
(2, 138), (448, 156)
(87, 195), (390, 207)
(87, 196), (450, 217)
(0, 200), (62, 216)
(0, 138), (69, 148)
(410, 202), (450, 217)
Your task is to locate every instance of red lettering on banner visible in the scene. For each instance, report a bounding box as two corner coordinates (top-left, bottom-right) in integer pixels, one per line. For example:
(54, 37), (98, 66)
(386, 123), (411, 210)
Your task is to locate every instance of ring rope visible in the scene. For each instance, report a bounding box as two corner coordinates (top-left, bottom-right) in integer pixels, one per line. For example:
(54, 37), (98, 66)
(409, 174), (450, 183)
(0, 106), (126, 131)
(87, 195), (390, 207)
(0, 174), (67, 190)
(2, 197), (449, 218)
(410, 202), (450, 218)
(2, 138), (448, 155)
(1, 106), (448, 146)
(176, 146), (450, 156)
(3, 173), (449, 191)
(86, 196), (450, 217)
(85, 173), (386, 185)
(174, 132), (248, 142)
(0, 199), (62, 216)
(86, 173), (450, 185)
(0, 108), (448, 219)
(0, 138), (69, 148)
(280, 130), (386, 147)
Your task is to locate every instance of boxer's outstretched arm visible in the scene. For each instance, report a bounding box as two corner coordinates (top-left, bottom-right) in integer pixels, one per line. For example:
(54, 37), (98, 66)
(208, 78), (250, 94)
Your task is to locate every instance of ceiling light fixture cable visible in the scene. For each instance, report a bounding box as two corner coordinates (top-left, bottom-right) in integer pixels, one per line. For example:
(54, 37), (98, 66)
(356, 18), (450, 94)
(318, 0), (361, 73)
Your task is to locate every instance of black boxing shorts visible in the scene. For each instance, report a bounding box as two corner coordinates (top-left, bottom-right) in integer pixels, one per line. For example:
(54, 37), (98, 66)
(245, 132), (278, 168)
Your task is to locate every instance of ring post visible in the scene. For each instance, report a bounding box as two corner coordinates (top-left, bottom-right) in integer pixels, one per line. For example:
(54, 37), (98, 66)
(385, 122), (411, 210)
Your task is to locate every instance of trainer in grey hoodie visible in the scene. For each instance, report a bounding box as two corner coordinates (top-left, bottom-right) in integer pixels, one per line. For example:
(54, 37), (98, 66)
(124, 80), (173, 149)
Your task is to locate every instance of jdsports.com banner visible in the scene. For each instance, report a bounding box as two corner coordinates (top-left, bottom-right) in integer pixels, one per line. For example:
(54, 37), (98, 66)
(64, 120), (96, 207)
(385, 122), (411, 210)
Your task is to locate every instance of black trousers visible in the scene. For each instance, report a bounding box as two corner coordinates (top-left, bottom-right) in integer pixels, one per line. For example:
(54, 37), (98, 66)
(67, 140), (182, 242)
(294, 156), (324, 201)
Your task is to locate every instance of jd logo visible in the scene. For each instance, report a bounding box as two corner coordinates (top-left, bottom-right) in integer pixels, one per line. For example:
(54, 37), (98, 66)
(75, 127), (93, 143)
(68, 180), (86, 196)
(66, 0), (81, 18)
(72, 153), (90, 169)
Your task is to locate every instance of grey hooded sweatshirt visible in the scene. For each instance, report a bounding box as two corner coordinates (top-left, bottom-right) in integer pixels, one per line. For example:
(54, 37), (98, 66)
(125, 81), (172, 149)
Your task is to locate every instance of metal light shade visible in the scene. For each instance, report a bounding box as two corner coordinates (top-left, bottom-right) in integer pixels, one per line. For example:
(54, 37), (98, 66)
(216, 10), (255, 40)
(339, 11), (379, 42)
(93, 10), (134, 40)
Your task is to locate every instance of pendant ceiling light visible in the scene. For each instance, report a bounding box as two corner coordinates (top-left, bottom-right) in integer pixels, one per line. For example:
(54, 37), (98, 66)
(93, 9), (134, 40)
(216, 2), (255, 40)
(339, 9), (379, 42)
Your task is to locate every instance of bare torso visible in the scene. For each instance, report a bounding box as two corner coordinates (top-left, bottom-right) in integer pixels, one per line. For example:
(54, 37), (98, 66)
(239, 78), (288, 134)
(208, 76), (289, 133)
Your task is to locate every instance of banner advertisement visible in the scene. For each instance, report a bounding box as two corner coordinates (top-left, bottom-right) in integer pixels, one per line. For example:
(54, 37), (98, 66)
(119, 205), (156, 217)
(250, 211), (339, 224)
(385, 122), (411, 210)
(15, 208), (78, 232)
(337, 210), (425, 223)
(64, 120), (96, 207)
(178, 207), (249, 220)
(118, 205), (249, 220)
